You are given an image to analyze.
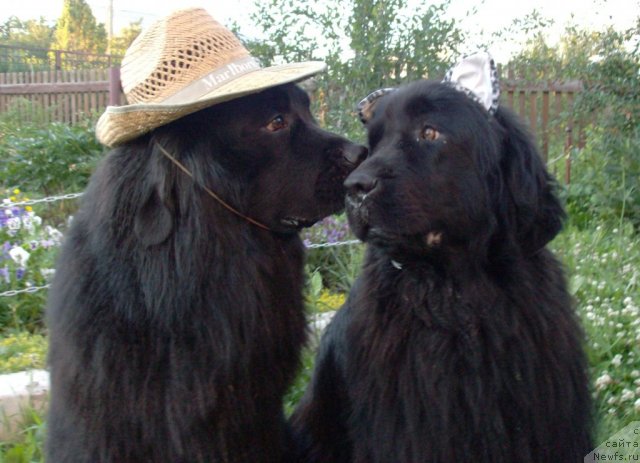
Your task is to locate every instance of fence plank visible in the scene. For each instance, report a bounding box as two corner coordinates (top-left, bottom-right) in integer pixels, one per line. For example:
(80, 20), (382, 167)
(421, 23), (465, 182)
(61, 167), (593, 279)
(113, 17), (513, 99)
(554, 91), (564, 139)
(70, 88), (77, 124)
(529, 91), (538, 145)
(541, 91), (550, 162)
(518, 90), (526, 119)
(0, 73), (4, 112)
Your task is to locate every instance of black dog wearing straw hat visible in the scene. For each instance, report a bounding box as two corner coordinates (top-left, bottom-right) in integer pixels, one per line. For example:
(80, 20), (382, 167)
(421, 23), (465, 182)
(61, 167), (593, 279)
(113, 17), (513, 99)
(45, 8), (366, 462)
(291, 53), (592, 462)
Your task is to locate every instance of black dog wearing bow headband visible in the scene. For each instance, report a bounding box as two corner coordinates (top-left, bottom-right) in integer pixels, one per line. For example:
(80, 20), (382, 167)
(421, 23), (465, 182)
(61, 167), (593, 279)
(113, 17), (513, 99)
(291, 53), (593, 462)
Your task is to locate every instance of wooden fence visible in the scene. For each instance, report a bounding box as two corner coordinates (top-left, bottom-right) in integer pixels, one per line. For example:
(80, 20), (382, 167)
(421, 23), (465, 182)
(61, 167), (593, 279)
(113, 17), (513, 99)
(0, 65), (585, 181)
(502, 73), (585, 183)
(0, 68), (121, 124)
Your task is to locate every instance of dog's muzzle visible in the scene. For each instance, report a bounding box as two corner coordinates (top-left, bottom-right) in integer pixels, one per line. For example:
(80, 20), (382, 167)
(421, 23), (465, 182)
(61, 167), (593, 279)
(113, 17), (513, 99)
(344, 170), (379, 239)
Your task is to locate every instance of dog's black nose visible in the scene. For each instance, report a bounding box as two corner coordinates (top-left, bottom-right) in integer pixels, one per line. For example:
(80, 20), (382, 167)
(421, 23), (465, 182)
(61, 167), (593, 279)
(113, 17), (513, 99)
(344, 170), (378, 198)
(342, 144), (368, 166)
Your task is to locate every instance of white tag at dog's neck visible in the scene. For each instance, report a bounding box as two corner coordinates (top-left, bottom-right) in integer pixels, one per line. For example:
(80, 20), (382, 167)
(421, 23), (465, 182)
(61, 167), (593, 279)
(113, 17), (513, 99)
(162, 56), (261, 104)
(391, 260), (403, 270)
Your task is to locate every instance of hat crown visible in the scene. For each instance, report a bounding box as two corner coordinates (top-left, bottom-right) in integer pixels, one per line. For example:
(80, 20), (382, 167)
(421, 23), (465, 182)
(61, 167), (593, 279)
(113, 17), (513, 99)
(96, 8), (326, 147)
(121, 8), (251, 104)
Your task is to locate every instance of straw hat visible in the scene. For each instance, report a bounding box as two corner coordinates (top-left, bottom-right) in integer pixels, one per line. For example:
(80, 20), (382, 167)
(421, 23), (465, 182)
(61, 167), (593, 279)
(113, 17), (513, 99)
(96, 7), (326, 147)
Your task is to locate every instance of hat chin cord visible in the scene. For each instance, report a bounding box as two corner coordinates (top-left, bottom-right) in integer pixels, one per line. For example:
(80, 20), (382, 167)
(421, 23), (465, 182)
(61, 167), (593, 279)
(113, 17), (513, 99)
(155, 143), (273, 232)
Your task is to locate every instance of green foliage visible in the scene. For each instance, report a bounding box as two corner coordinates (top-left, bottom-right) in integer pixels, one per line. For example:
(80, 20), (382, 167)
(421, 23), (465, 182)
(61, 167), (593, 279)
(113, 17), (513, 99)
(302, 216), (363, 293)
(0, 17), (56, 72)
(52, 0), (107, 55)
(568, 36), (640, 226)
(305, 268), (348, 314)
(506, 18), (640, 226)
(0, 99), (51, 131)
(0, 405), (46, 463)
(4, 218), (640, 452)
(0, 120), (104, 196)
(0, 17), (54, 50)
(0, 2), (638, 454)
(347, 0), (461, 82)
(579, 50), (640, 136)
(248, 0), (465, 138)
(0, 332), (47, 374)
(283, 348), (315, 416)
(552, 221), (640, 442)
(108, 19), (142, 57)
(566, 126), (640, 228)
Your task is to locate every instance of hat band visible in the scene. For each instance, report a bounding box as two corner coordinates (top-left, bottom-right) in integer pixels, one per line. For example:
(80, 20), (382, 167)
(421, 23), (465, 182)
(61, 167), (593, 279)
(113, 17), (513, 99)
(162, 56), (261, 104)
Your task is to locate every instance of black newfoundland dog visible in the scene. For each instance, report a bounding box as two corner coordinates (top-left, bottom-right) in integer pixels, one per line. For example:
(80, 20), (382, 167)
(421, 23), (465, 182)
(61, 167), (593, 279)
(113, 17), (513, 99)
(45, 83), (366, 462)
(291, 79), (593, 462)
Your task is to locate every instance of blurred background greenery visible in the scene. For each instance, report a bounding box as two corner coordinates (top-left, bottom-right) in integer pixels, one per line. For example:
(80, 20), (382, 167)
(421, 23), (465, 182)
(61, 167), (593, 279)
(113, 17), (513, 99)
(1, 0), (639, 460)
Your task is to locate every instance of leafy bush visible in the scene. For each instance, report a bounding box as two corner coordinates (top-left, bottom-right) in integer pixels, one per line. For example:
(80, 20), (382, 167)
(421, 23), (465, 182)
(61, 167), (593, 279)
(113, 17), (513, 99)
(247, 0), (465, 140)
(0, 120), (104, 197)
(500, 21), (640, 227)
(0, 98), (53, 134)
(563, 35), (640, 226)
(566, 126), (640, 228)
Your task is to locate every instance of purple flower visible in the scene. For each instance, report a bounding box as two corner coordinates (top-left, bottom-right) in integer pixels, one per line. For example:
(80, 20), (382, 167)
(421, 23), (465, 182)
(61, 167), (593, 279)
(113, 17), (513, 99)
(301, 215), (353, 246)
(40, 239), (54, 249)
(16, 267), (25, 280)
(1, 242), (11, 259)
(0, 266), (9, 284)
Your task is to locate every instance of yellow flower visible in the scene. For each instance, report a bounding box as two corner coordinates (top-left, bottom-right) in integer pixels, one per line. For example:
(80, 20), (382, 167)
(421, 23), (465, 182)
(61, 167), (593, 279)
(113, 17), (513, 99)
(9, 196), (15, 202)
(317, 290), (347, 311)
(13, 188), (20, 195)
(25, 206), (33, 212)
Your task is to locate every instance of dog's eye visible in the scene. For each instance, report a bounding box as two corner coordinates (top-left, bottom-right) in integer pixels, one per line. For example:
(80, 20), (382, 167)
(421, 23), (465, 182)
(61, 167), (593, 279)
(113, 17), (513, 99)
(419, 126), (440, 141)
(266, 115), (288, 132)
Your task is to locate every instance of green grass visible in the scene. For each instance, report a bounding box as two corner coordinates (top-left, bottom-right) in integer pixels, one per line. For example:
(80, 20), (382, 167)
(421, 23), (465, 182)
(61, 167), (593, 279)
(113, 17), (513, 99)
(0, 405), (46, 463)
(2, 218), (640, 457)
(552, 220), (640, 444)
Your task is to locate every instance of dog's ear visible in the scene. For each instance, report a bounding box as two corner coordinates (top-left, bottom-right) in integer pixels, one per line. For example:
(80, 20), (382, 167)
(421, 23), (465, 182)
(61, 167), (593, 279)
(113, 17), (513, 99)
(357, 88), (395, 125)
(134, 142), (176, 247)
(494, 108), (566, 254)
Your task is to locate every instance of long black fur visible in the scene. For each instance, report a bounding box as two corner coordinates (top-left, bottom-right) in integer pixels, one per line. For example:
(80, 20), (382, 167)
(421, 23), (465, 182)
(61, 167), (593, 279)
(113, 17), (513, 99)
(45, 83), (366, 463)
(291, 80), (593, 462)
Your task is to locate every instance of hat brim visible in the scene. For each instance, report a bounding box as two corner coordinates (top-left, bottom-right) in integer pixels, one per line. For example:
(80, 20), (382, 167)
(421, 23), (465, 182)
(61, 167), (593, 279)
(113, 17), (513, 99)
(96, 61), (326, 147)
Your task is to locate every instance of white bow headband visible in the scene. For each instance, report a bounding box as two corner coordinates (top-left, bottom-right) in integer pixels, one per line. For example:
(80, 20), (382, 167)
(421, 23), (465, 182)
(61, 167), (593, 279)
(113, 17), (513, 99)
(443, 52), (500, 115)
(357, 51), (501, 124)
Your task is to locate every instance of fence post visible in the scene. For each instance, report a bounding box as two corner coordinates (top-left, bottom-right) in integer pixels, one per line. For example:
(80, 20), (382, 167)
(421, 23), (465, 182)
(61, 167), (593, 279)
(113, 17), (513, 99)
(108, 67), (121, 106)
(564, 126), (573, 185)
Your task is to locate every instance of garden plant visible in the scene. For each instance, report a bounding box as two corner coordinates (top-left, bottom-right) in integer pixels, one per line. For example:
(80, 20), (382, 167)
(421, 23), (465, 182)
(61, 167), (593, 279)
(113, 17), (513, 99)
(1, 0), (639, 459)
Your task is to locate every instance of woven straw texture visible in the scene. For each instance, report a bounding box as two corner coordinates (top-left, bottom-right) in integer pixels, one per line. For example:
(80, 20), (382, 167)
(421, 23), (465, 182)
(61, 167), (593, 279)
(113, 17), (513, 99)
(122, 8), (249, 104)
(96, 7), (325, 147)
